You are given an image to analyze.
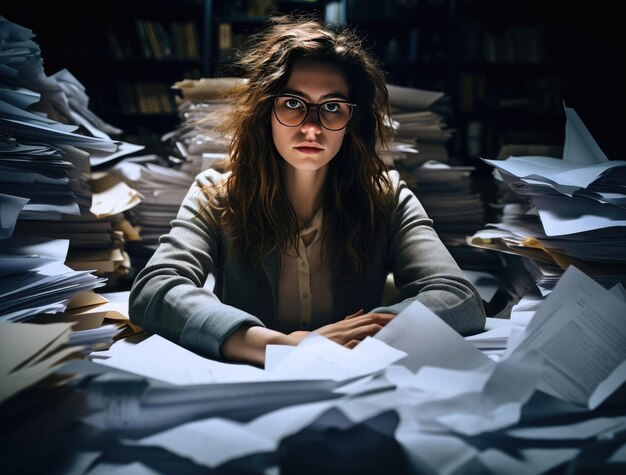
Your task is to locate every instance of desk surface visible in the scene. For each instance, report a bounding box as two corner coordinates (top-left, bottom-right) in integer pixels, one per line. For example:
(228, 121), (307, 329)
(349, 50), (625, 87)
(2, 365), (625, 475)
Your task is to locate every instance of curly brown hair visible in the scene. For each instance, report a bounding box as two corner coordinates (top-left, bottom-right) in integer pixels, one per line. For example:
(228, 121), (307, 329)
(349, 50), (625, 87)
(204, 14), (394, 282)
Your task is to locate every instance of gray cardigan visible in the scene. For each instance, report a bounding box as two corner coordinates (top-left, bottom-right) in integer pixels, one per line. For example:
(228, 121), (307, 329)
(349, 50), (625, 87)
(129, 169), (486, 359)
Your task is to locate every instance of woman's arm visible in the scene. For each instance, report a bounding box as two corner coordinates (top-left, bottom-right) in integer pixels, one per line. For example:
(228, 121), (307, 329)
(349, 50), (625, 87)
(129, 171), (264, 360)
(371, 172), (486, 335)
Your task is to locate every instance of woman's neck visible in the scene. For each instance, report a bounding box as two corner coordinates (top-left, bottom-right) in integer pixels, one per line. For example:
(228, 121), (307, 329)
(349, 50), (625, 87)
(283, 165), (328, 228)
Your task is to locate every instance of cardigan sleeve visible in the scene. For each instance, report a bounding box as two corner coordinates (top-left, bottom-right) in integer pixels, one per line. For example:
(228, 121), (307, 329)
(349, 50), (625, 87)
(371, 171), (486, 336)
(129, 170), (264, 359)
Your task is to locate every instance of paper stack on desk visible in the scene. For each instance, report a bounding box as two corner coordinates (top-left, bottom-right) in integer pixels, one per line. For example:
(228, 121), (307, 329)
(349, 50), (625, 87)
(168, 77), (239, 176)
(0, 238), (106, 322)
(470, 105), (626, 296)
(385, 84), (450, 168)
(74, 264), (626, 474)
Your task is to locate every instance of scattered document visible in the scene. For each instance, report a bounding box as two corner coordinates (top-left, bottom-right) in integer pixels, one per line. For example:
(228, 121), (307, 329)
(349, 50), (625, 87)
(0, 321), (81, 402)
(505, 265), (626, 409)
(374, 299), (494, 373)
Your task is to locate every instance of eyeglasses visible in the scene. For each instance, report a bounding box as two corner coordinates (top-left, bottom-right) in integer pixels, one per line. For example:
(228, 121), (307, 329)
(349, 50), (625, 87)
(272, 94), (357, 131)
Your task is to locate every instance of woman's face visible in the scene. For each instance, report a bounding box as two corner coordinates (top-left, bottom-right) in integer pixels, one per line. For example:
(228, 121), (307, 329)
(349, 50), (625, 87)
(271, 59), (350, 173)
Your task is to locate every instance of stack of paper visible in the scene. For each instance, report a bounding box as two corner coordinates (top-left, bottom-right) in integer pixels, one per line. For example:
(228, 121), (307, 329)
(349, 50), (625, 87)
(167, 77), (240, 175)
(385, 84), (451, 168)
(29, 290), (140, 352)
(0, 16), (142, 250)
(110, 160), (194, 269)
(0, 239), (106, 322)
(0, 17), (145, 380)
(384, 86), (495, 273)
(70, 265), (626, 474)
(470, 105), (626, 295)
(407, 160), (496, 271)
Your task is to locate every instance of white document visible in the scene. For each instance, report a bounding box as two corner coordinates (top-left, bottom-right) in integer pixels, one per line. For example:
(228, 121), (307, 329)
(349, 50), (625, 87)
(90, 178), (141, 218)
(266, 333), (407, 381)
(408, 351), (544, 436)
(0, 192), (29, 239)
(89, 141), (145, 168)
(610, 282), (626, 302)
(508, 416), (626, 440)
(0, 321), (79, 402)
(0, 97), (78, 133)
(96, 331), (407, 385)
(563, 103), (608, 164)
(395, 428), (480, 475)
(479, 448), (580, 475)
(0, 84), (40, 109)
(374, 299), (494, 373)
(465, 321), (512, 349)
(0, 117), (118, 152)
(0, 254), (56, 276)
(387, 84), (444, 110)
(533, 193), (626, 236)
(505, 266), (626, 408)
(0, 235), (70, 261)
(94, 334), (266, 385)
(135, 399), (336, 468)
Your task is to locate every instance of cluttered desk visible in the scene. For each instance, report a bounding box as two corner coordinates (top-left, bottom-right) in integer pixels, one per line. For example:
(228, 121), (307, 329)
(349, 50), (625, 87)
(2, 265), (625, 475)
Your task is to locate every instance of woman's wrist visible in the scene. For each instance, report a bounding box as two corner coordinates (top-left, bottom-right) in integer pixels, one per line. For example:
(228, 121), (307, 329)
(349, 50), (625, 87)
(221, 325), (300, 366)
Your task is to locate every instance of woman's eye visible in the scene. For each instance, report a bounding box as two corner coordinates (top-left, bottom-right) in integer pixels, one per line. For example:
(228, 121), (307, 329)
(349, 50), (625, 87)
(285, 99), (302, 109)
(322, 102), (340, 113)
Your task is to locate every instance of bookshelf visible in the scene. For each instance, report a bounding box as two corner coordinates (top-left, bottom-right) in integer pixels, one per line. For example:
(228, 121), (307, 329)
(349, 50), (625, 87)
(3, 0), (210, 157)
(206, 0), (336, 77)
(4, 0), (622, 163)
(326, 0), (625, 166)
(454, 0), (625, 164)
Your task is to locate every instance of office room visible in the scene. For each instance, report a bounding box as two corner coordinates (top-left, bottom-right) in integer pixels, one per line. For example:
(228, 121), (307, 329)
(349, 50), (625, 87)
(1, 0), (625, 473)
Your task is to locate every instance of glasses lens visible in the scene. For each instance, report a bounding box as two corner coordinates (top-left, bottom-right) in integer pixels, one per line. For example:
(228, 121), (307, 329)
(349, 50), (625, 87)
(274, 96), (353, 130)
(274, 96), (307, 126)
(319, 102), (352, 130)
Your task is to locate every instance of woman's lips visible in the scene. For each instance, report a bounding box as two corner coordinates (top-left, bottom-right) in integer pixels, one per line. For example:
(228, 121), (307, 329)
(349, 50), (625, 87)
(295, 146), (323, 154)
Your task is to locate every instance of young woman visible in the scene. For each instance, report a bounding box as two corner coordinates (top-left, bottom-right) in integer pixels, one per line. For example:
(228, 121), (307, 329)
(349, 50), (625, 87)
(129, 15), (485, 366)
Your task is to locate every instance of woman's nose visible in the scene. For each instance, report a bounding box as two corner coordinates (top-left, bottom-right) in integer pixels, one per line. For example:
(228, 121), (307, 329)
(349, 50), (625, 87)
(300, 108), (322, 135)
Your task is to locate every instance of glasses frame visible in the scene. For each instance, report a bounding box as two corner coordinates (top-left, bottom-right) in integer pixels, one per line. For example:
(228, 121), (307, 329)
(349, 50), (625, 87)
(272, 94), (357, 131)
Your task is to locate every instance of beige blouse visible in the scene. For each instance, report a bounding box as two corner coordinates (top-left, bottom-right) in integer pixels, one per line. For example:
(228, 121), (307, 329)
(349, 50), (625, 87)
(277, 210), (333, 333)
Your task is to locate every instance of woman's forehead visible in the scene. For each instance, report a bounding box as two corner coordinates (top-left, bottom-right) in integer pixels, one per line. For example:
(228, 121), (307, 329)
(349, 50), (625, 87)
(284, 59), (349, 100)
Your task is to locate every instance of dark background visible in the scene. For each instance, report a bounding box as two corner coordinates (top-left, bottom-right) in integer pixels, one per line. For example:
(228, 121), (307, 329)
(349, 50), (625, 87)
(3, 0), (624, 164)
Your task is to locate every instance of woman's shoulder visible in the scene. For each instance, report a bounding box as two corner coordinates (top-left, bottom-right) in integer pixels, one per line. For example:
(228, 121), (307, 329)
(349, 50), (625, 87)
(192, 169), (231, 201)
(385, 169), (402, 187)
(382, 169), (408, 195)
(183, 169), (231, 216)
(194, 168), (231, 190)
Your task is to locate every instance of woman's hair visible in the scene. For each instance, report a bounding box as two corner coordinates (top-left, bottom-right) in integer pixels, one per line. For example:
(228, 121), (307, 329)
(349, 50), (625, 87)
(206, 13), (394, 282)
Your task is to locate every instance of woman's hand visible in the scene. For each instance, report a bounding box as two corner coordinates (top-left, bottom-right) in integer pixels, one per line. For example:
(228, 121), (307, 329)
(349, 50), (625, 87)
(312, 310), (396, 348)
(222, 325), (301, 367)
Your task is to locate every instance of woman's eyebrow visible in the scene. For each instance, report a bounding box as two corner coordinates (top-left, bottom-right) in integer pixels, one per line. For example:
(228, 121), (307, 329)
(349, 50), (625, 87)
(282, 88), (349, 101)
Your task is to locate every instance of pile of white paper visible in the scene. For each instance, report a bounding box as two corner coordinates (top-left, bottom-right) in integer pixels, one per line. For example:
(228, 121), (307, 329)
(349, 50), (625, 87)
(69, 265), (626, 474)
(0, 17), (145, 384)
(470, 105), (626, 295)
(166, 77), (239, 176)
(111, 160), (193, 247)
(385, 84), (451, 168)
(0, 239), (106, 322)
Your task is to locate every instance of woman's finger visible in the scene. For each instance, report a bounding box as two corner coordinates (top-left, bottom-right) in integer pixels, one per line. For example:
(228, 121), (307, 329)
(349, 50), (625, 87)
(344, 308), (365, 320)
(344, 339), (360, 349)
